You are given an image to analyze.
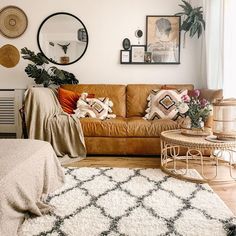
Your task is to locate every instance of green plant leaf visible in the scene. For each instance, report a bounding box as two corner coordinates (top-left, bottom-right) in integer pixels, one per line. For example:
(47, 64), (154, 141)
(177, 0), (205, 39)
(197, 25), (203, 38)
(181, 20), (192, 31)
(182, 0), (193, 11)
(21, 47), (48, 66)
(200, 19), (206, 30)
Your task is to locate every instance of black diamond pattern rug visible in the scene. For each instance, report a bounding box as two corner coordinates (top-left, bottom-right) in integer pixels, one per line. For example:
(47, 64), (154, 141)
(19, 168), (236, 236)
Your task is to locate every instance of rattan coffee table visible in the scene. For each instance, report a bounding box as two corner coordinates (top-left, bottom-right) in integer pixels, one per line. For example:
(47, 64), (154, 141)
(160, 129), (236, 184)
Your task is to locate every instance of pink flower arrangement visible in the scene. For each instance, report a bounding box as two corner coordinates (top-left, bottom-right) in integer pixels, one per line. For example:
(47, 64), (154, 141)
(178, 89), (212, 128)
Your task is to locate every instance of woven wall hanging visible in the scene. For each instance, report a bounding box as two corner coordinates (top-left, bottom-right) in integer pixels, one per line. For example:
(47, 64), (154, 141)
(0, 6), (28, 38)
(0, 44), (20, 68)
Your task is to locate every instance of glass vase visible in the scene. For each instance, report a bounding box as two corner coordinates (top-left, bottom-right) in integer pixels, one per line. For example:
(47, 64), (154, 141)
(191, 118), (204, 130)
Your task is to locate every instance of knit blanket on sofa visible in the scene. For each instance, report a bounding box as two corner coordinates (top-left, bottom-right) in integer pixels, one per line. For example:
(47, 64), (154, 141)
(24, 88), (86, 162)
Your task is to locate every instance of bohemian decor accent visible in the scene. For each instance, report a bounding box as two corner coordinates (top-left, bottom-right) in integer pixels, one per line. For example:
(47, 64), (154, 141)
(19, 167), (236, 235)
(144, 89), (188, 121)
(0, 44), (20, 68)
(0, 6), (28, 38)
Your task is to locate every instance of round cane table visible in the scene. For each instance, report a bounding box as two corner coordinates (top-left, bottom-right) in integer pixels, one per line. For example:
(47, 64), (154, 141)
(160, 129), (236, 184)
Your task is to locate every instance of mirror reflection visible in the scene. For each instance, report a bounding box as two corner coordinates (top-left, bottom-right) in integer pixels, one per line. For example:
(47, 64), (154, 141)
(37, 12), (88, 65)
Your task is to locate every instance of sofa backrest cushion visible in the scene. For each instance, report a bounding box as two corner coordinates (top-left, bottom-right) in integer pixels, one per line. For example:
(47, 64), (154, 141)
(61, 84), (126, 117)
(126, 84), (194, 117)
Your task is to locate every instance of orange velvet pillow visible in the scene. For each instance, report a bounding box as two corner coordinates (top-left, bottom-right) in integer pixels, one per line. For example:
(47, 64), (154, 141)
(58, 87), (94, 114)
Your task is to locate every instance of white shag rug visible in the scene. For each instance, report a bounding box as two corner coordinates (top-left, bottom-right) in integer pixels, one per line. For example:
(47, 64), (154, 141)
(18, 168), (236, 236)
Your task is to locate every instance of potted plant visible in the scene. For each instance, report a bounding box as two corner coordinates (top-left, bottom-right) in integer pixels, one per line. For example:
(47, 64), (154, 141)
(176, 0), (205, 46)
(21, 47), (79, 87)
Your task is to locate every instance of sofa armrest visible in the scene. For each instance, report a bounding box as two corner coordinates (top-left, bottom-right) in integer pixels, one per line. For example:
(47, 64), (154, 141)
(24, 88), (62, 115)
(199, 89), (223, 128)
(24, 88), (63, 138)
(199, 89), (223, 103)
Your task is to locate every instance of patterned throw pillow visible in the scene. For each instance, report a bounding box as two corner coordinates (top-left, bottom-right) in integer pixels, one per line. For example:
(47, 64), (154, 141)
(74, 93), (116, 120)
(58, 87), (94, 114)
(144, 89), (188, 120)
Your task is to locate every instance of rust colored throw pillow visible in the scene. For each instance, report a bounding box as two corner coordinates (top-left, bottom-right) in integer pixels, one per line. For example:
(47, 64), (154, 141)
(58, 87), (94, 114)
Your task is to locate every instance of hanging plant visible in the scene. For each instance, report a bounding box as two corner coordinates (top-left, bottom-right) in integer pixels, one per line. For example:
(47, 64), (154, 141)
(176, 0), (205, 46)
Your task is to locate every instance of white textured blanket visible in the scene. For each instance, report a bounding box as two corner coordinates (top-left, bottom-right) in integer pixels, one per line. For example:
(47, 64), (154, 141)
(0, 139), (65, 236)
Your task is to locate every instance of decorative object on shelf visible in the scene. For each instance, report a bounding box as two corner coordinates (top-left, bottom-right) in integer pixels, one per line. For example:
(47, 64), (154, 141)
(21, 47), (78, 87)
(212, 98), (236, 140)
(177, 89), (212, 130)
(131, 45), (145, 63)
(144, 51), (152, 63)
(37, 12), (89, 65)
(135, 29), (143, 44)
(78, 28), (87, 42)
(0, 5), (28, 38)
(120, 50), (130, 63)
(146, 15), (181, 64)
(57, 43), (70, 54)
(0, 44), (20, 68)
(176, 0), (205, 47)
(60, 56), (70, 64)
(122, 38), (131, 50)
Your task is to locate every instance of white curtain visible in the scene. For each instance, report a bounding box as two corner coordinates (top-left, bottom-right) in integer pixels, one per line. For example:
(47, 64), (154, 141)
(202, 0), (224, 90)
(223, 0), (236, 98)
(203, 0), (236, 98)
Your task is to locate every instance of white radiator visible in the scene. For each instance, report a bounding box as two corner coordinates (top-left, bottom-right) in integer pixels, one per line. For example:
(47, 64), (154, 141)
(0, 89), (24, 138)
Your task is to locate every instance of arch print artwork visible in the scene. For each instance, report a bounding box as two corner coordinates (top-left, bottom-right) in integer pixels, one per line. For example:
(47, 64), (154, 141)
(146, 15), (181, 64)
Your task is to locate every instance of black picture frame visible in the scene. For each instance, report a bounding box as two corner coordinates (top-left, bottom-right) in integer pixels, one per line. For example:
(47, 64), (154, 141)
(146, 15), (181, 64)
(131, 45), (146, 63)
(120, 50), (130, 64)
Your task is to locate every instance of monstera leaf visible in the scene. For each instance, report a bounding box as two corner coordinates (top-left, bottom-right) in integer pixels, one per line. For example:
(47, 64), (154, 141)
(50, 67), (79, 85)
(21, 47), (49, 66)
(25, 64), (51, 86)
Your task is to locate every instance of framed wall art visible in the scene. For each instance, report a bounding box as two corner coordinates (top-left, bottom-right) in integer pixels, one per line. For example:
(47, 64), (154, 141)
(120, 50), (130, 63)
(131, 45), (145, 63)
(146, 15), (181, 64)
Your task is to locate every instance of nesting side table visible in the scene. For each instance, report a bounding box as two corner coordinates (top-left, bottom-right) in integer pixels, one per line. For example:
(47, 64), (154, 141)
(160, 129), (236, 184)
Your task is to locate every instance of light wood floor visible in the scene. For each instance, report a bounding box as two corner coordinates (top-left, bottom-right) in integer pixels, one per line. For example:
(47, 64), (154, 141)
(66, 157), (236, 215)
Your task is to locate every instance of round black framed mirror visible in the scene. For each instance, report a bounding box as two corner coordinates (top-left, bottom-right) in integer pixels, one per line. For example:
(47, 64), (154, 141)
(37, 12), (88, 65)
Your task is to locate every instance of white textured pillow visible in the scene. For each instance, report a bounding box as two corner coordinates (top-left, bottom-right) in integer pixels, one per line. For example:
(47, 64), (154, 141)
(74, 93), (116, 120)
(144, 89), (188, 120)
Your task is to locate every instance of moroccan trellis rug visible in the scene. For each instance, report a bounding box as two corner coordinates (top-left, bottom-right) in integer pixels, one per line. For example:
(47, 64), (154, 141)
(19, 167), (236, 236)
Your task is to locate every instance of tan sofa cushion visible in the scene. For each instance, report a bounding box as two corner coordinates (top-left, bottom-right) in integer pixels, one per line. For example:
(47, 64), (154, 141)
(61, 84), (126, 117)
(80, 117), (127, 137)
(126, 84), (194, 117)
(127, 117), (178, 137)
(81, 117), (179, 138)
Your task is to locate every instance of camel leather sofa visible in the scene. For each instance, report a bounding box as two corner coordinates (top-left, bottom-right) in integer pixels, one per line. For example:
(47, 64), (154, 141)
(61, 84), (223, 155)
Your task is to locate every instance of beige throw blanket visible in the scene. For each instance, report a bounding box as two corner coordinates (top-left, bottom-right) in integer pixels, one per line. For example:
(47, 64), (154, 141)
(24, 88), (86, 162)
(0, 139), (65, 236)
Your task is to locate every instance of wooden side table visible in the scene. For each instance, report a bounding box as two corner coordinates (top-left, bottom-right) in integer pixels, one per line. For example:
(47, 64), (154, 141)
(160, 129), (236, 184)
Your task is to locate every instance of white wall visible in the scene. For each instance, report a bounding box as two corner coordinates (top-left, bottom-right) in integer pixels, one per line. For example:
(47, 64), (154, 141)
(0, 0), (203, 89)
